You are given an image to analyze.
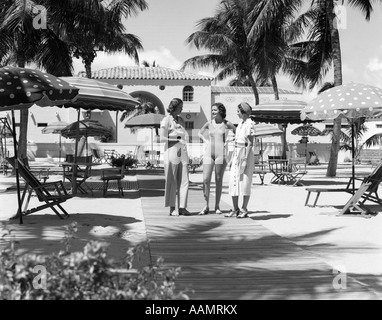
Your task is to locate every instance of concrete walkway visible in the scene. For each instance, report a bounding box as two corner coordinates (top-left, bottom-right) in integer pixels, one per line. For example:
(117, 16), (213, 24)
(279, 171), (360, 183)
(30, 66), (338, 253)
(0, 162), (381, 299)
(136, 167), (382, 299)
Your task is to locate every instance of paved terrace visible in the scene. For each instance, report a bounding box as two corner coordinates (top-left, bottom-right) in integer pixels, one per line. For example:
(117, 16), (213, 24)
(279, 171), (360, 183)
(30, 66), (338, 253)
(0, 161), (381, 300)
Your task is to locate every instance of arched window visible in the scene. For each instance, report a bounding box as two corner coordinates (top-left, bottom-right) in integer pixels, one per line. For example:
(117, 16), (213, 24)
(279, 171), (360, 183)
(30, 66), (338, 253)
(183, 86), (194, 102)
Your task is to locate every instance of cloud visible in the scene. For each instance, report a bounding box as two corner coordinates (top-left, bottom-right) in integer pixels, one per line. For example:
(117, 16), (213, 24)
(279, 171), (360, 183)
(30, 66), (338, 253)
(139, 47), (183, 69)
(366, 57), (382, 72)
(72, 46), (184, 75)
(363, 56), (382, 87)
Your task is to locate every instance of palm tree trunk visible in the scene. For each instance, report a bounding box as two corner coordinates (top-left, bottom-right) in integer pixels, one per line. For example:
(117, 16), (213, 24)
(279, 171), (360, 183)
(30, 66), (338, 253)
(326, 0), (343, 177)
(271, 75), (287, 157)
(271, 75), (279, 100)
(247, 74), (260, 105)
(85, 60), (92, 79)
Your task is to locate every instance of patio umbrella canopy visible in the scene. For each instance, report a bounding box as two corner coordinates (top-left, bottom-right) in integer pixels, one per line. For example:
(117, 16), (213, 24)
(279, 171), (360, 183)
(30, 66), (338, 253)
(291, 124), (322, 158)
(61, 119), (112, 139)
(254, 123), (283, 138)
(301, 82), (382, 193)
(124, 113), (165, 128)
(59, 77), (139, 111)
(57, 77), (139, 194)
(291, 124), (322, 137)
(41, 121), (69, 134)
(61, 119), (112, 157)
(251, 100), (312, 124)
(0, 67), (79, 111)
(253, 123), (283, 164)
(0, 66), (79, 224)
(42, 121), (69, 161)
(251, 100), (316, 158)
(124, 113), (165, 161)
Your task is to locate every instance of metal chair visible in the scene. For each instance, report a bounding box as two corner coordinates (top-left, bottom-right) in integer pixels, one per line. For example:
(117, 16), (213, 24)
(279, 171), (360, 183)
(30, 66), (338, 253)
(100, 156), (126, 197)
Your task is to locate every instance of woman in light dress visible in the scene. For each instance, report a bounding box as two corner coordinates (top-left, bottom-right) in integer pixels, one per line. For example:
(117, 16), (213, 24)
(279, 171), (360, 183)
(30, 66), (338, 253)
(198, 103), (236, 215)
(225, 102), (256, 218)
(159, 98), (191, 216)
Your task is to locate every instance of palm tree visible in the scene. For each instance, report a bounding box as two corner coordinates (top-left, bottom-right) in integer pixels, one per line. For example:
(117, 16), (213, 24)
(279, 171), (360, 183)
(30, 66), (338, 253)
(142, 60), (159, 67)
(0, 0), (147, 158)
(119, 101), (160, 134)
(285, 0), (379, 177)
(182, 0), (261, 104)
(322, 117), (368, 164)
(0, 0), (75, 159)
(56, 0), (147, 79)
(229, 76), (271, 87)
(246, 0), (304, 101)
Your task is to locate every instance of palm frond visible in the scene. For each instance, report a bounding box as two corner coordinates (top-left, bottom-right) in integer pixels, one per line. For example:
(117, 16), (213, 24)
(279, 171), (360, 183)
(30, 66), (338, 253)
(363, 133), (382, 148)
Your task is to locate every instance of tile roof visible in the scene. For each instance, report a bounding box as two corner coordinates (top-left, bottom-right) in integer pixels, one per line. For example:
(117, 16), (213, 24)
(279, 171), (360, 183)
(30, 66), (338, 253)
(211, 86), (302, 95)
(80, 66), (214, 81)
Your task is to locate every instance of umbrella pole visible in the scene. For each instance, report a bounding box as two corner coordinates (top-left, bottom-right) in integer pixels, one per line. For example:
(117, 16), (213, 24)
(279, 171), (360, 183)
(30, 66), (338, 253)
(86, 133), (88, 158)
(351, 121), (355, 194)
(260, 139), (264, 170)
(305, 140), (307, 159)
(11, 109), (23, 224)
(151, 128), (154, 162)
(72, 109), (81, 195)
(116, 111), (119, 143)
(59, 134), (62, 162)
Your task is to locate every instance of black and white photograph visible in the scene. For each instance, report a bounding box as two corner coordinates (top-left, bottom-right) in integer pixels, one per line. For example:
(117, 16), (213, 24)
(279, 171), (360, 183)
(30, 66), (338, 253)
(0, 0), (382, 304)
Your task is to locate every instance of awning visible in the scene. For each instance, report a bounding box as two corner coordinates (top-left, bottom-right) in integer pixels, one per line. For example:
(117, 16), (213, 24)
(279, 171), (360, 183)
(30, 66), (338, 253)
(182, 102), (201, 113)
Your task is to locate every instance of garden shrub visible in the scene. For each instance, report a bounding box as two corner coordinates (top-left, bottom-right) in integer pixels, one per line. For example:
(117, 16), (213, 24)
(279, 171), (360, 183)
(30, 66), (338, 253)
(110, 154), (138, 169)
(0, 222), (190, 300)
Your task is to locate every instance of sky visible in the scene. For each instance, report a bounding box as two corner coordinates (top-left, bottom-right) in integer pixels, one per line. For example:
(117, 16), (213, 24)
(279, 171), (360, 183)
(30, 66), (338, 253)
(72, 0), (382, 100)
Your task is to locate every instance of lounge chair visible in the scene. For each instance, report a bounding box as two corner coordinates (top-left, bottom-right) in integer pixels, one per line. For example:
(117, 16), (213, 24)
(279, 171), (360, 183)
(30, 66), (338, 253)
(305, 161), (382, 207)
(338, 182), (373, 217)
(6, 157), (72, 219)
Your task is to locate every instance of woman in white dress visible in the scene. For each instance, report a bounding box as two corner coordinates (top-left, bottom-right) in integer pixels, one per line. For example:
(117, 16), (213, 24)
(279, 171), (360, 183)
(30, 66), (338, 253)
(225, 102), (256, 218)
(159, 98), (190, 216)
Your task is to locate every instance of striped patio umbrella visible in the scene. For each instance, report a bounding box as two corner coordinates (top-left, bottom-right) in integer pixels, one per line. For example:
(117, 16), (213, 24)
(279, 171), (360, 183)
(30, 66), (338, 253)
(254, 123), (283, 137)
(251, 100), (315, 158)
(57, 77), (139, 194)
(42, 121), (69, 161)
(59, 77), (139, 111)
(61, 119), (112, 157)
(253, 123), (283, 164)
(251, 100), (310, 124)
(124, 113), (165, 160)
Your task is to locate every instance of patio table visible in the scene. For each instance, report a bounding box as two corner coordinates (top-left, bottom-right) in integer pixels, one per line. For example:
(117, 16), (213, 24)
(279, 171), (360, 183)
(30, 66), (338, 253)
(61, 162), (100, 195)
(268, 158), (306, 186)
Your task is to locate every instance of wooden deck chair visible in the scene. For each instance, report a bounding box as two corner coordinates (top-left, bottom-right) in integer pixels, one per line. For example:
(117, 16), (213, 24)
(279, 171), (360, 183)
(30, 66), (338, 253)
(338, 182), (373, 217)
(6, 157), (72, 219)
(305, 161), (382, 207)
